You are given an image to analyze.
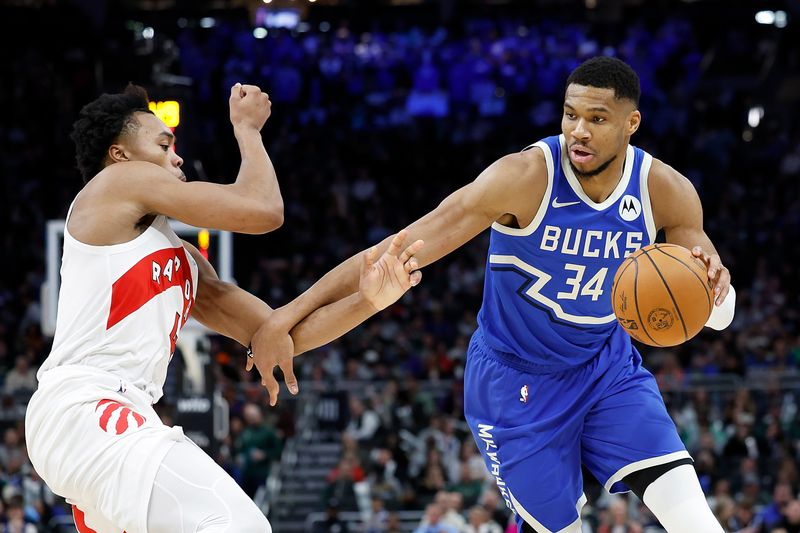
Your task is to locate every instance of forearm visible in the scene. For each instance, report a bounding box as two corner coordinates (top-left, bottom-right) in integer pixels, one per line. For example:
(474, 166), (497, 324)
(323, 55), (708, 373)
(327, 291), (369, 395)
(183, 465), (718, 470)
(289, 292), (378, 355)
(232, 125), (282, 213)
(277, 252), (366, 329)
(192, 280), (272, 347)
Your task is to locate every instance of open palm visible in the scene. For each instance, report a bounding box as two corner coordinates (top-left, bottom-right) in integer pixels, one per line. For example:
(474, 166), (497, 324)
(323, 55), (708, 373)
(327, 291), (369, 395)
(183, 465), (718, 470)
(360, 230), (424, 311)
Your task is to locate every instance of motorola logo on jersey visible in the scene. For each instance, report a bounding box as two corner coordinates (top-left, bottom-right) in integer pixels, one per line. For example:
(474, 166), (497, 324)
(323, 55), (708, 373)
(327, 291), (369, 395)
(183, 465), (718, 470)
(618, 195), (642, 222)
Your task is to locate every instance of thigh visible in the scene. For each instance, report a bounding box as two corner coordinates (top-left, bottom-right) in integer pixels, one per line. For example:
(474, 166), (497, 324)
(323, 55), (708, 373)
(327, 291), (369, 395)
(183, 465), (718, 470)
(581, 354), (690, 495)
(27, 376), (182, 533)
(147, 439), (272, 533)
(464, 340), (587, 532)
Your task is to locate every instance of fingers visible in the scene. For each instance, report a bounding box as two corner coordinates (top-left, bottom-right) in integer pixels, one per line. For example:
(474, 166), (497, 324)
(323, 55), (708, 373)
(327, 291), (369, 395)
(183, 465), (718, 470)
(261, 369), (280, 406)
(279, 357), (299, 395)
(692, 246), (719, 279)
(405, 258), (419, 273)
(363, 246), (378, 274)
(410, 270), (422, 286)
(246, 357), (254, 372)
(230, 83), (269, 101)
(714, 268), (731, 306)
(385, 230), (409, 257)
(399, 239), (424, 263)
(692, 246), (709, 263)
(693, 246), (730, 305)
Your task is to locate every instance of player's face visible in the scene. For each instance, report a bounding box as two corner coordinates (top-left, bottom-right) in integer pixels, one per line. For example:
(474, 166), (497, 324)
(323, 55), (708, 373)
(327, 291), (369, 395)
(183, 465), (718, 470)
(123, 112), (185, 181)
(561, 84), (640, 178)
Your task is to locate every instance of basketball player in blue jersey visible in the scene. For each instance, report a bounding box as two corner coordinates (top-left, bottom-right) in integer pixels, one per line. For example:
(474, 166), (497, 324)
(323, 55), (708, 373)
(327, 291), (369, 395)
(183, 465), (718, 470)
(251, 56), (736, 532)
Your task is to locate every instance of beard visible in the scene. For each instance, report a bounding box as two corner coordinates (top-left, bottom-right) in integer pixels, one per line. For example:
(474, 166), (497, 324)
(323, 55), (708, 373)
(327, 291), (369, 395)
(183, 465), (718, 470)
(569, 154), (617, 179)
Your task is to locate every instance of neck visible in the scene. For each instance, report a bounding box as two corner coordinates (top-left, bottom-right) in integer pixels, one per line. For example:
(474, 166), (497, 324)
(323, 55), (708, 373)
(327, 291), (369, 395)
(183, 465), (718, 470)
(571, 148), (627, 203)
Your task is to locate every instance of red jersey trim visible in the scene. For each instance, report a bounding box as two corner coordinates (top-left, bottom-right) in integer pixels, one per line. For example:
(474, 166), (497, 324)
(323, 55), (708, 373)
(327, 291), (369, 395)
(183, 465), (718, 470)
(106, 247), (194, 330)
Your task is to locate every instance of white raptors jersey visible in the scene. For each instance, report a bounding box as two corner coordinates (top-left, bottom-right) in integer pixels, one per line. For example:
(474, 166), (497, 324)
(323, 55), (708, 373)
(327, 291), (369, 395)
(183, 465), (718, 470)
(38, 204), (198, 402)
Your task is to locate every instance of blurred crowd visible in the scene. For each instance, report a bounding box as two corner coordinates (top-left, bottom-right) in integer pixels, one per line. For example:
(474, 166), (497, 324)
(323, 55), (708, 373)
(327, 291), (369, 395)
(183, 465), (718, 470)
(1, 1), (799, 531)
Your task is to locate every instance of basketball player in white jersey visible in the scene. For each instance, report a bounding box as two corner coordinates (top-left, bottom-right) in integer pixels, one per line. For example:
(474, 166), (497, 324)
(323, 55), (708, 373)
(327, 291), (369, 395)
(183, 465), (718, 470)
(25, 83), (423, 533)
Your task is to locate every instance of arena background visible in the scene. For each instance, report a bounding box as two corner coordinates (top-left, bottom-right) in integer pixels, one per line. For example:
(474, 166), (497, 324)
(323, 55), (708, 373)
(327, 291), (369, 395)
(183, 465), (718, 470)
(1, 0), (799, 531)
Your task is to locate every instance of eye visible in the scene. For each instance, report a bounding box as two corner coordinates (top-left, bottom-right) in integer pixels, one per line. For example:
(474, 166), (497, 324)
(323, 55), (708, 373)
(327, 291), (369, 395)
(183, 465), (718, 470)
(593, 117), (606, 123)
(161, 145), (170, 152)
(565, 113), (576, 120)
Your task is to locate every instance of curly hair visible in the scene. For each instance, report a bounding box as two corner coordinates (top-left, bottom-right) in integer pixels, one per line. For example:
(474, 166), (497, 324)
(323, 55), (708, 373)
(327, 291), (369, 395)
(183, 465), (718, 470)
(566, 56), (641, 107)
(70, 83), (153, 183)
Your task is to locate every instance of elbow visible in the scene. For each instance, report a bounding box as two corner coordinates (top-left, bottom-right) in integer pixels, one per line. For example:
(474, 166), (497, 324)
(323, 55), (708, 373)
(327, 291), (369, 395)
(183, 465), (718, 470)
(244, 201), (284, 234)
(268, 201), (285, 230)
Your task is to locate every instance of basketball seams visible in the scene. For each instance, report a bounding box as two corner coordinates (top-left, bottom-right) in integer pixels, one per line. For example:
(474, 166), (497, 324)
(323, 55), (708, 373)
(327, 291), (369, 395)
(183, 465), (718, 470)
(640, 248), (689, 342)
(632, 256), (662, 346)
(612, 255), (636, 317)
(652, 244), (712, 318)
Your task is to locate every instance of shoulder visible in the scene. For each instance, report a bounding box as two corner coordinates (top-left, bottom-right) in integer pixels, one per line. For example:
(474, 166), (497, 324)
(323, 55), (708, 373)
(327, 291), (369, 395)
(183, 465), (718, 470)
(478, 146), (547, 187)
(647, 158), (698, 199)
(647, 158), (703, 229)
(465, 147), (548, 224)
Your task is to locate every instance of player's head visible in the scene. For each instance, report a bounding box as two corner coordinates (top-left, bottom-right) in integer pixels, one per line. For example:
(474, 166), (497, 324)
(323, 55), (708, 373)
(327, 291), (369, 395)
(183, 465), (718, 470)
(562, 56), (641, 179)
(70, 83), (184, 183)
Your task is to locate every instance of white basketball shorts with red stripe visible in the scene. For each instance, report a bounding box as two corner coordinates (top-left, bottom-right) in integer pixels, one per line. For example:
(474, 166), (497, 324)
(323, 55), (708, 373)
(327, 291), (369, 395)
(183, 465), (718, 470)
(25, 365), (185, 533)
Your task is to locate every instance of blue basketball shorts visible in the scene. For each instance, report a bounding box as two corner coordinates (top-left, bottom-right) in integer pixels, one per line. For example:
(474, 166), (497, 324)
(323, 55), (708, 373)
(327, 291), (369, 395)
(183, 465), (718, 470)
(464, 329), (690, 533)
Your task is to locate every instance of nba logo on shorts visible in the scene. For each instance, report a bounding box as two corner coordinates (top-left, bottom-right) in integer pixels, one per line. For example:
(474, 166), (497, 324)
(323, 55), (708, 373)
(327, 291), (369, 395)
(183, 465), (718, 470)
(519, 385), (529, 403)
(95, 399), (146, 435)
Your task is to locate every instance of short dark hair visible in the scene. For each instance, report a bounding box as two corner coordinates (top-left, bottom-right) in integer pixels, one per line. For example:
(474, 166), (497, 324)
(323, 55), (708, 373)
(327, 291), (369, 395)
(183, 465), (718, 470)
(566, 56), (641, 106)
(70, 83), (152, 183)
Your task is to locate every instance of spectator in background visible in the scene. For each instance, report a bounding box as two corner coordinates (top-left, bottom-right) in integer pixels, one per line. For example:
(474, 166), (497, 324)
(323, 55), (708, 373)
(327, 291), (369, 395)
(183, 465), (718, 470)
(1, 494), (37, 533)
(465, 504), (503, 533)
(0, 428), (27, 482)
(597, 497), (640, 533)
(434, 491), (467, 532)
(3, 356), (37, 398)
(236, 402), (283, 496)
(759, 482), (794, 531)
(344, 395), (382, 447)
(362, 496), (389, 533)
(413, 502), (459, 533)
(773, 499), (800, 533)
(312, 498), (351, 533)
(324, 452), (365, 511)
(447, 461), (483, 508)
(416, 446), (448, 503)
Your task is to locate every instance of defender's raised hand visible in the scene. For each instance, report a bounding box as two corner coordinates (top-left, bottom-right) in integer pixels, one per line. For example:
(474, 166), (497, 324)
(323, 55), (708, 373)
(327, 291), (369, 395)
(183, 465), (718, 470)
(360, 230), (424, 311)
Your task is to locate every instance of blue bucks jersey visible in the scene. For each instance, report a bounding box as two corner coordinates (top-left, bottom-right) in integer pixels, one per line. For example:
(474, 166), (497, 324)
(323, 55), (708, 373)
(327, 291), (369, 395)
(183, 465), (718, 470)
(477, 134), (657, 370)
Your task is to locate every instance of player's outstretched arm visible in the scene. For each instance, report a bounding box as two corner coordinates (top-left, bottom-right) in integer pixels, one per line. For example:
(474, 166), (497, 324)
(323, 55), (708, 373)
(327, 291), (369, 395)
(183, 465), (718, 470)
(251, 150), (545, 371)
(104, 83), (283, 234)
(248, 231), (423, 405)
(649, 160), (734, 328)
(239, 150), (543, 405)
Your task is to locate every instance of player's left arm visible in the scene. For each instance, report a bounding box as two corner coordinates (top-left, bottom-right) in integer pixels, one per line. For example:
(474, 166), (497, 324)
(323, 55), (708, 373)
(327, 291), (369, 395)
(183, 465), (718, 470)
(649, 160), (735, 330)
(182, 240), (273, 348)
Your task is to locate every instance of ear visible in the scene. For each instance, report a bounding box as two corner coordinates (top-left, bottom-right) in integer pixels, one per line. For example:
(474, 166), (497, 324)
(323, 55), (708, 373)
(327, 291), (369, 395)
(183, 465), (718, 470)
(107, 144), (129, 164)
(627, 109), (641, 136)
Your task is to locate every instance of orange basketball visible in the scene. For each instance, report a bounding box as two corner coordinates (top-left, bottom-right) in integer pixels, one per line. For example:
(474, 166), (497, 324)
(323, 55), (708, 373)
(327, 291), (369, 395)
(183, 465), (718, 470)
(611, 243), (713, 347)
